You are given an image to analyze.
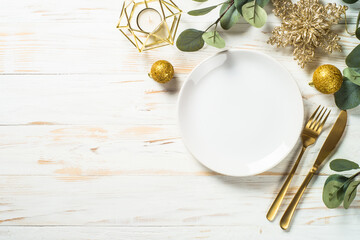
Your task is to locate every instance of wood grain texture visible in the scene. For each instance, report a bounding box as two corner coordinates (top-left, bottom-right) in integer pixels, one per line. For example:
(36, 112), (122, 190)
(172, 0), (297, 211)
(1, 0), (360, 239)
(2, 226), (360, 240)
(0, 175), (359, 226)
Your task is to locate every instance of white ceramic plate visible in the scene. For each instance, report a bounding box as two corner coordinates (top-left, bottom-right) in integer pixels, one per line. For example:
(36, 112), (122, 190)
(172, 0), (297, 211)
(178, 50), (304, 176)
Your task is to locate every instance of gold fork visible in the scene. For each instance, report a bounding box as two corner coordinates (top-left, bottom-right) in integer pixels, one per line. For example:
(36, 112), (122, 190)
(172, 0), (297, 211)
(266, 105), (330, 221)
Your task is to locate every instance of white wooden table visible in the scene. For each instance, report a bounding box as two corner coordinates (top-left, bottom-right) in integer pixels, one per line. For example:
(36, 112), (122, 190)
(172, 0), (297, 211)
(1, 0), (360, 239)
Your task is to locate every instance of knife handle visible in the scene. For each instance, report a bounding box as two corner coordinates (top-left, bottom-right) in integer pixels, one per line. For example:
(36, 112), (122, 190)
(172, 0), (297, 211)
(266, 146), (306, 221)
(280, 167), (316, 230)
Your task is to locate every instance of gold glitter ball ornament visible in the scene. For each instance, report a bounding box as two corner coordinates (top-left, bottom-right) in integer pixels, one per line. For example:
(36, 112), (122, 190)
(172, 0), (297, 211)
(268, 0), (347, 68)
(311, 64), (343, 94)
(149, 60), (174, 83)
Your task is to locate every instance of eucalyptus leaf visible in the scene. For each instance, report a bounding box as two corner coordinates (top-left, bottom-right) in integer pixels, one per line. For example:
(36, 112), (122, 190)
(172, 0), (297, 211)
(325, 174), (349, 186)
(176, 29), (205, 52)
(323, 179), (348, 208)
(344, 180), (360, 209)
(192, 0), (208, 2)
(330, 159), (360, 172)
(356, 27), (360, 41)
(220, 3), (241, 30)
(334, 78), (360, 110)
(234, 0), (248, 14)
(256, 0), (270, 7)
(188, 5), (218, 16)
(202, 31), (225, 48)
(344, 68), (360, 86)
(242, 1), (267, 28)
(346, 44), (360, 68)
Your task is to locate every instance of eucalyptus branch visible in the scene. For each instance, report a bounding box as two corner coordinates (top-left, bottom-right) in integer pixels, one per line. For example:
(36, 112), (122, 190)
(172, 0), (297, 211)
(323, 159), (360, 209)
(204, 0), (234, 32)
(215, 0), (234, 24)
(176, 0), (268, 51)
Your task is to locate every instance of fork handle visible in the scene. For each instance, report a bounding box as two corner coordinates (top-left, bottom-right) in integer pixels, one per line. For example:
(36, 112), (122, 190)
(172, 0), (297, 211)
(280, 168), (316, 230)
(266, 146), (306, 221)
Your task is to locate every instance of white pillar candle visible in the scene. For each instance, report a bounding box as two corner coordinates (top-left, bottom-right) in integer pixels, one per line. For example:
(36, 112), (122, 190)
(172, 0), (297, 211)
(137, 8), (162, 33)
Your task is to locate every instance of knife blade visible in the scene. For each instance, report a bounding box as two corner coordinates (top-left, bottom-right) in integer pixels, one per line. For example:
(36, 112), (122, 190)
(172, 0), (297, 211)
(313, 110), (347, 168)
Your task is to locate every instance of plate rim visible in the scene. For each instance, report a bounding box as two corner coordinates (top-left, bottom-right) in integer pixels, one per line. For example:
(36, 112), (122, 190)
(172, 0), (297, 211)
(177, 49), (304, 177)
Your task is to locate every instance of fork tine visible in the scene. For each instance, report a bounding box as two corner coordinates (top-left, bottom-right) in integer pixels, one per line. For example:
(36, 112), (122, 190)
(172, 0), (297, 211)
(313, 108), (328, 130)
(315, 109), (331, 132)
(309, 106), (324, 129)
(306, 105), (321, 128)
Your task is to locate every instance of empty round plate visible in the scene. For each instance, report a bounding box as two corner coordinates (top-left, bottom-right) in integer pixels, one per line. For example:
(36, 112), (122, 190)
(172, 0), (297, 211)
(178, 50), (304, 176)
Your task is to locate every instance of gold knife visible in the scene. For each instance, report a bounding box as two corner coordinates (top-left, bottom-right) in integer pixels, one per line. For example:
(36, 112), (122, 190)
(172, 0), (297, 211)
(280, 110), (347, 230)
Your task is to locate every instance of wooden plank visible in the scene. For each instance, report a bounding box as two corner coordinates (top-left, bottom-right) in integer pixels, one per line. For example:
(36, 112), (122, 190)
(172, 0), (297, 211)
(0, 175), (358, 228)
(0, 22), (357, 73)
(0, 225), (358, 240)
(0, 115), (359, 177)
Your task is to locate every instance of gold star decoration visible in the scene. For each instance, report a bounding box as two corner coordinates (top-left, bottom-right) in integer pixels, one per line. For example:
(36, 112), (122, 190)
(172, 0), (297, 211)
(268, 0), (347, 68)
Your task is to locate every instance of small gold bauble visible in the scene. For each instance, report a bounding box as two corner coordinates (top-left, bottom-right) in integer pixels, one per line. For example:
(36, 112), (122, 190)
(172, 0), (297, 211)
(311, 64), (343, 94)
(149, 60), (174, 84)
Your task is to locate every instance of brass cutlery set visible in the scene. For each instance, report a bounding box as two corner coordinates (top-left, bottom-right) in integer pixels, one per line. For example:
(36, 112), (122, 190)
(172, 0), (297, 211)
(266, 106), (348, 230)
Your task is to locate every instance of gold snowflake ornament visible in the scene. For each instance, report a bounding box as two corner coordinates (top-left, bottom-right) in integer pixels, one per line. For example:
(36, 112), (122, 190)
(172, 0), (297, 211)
(268, 0), (347, 68)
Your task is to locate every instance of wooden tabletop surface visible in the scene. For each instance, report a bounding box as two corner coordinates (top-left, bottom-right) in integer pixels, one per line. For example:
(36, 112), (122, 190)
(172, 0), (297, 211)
(1, 0), (360, 239)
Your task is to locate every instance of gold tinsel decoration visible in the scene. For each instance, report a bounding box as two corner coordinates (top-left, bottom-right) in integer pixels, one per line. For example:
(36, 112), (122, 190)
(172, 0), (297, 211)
(268, 0), (347, 68)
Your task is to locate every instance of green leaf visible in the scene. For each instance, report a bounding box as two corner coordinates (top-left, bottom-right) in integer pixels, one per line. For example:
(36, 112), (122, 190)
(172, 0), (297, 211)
(344, 180), (360, 209)
(344, 68), (360, 86)
(242, 1), (267, 28)
(256, 0), (270, 7)
(234, 0), (248, 14)
(325, 174), (349, 186)
(343, 0), (358, 3)
(330, 159), (360, 172)
(323, 179), (348, 208)
(188, 5), (218, 16)
(346, 45), (360, 68)
(202, 31), (225, 48)
(176, 29), (205, 52)
(220, 3), (241, 30)
(334, 78), (360, 110)
(356, 27), (360, 41)
(192, 0), (208, 2)
(356, 11), (360, 40)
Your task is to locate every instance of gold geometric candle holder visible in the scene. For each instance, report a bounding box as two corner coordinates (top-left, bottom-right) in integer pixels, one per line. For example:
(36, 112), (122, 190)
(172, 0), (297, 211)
(116, 0), (182, 52)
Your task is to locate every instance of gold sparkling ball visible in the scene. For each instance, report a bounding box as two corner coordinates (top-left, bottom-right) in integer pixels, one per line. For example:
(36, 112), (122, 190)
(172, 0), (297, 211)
(311, 64), (343, 94)
(149, 60), (174, 84)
